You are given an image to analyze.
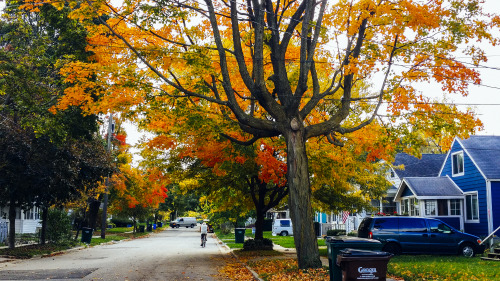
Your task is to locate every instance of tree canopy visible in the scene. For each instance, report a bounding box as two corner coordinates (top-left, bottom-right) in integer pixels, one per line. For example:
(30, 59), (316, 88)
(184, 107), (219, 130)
(19, 0), (499, 268)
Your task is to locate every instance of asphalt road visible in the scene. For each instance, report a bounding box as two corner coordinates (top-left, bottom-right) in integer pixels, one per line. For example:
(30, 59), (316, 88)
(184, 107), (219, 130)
(0, 227), (231, 281)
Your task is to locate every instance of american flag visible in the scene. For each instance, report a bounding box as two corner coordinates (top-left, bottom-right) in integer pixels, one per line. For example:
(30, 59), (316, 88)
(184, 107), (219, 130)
(342, 211), (350, 224)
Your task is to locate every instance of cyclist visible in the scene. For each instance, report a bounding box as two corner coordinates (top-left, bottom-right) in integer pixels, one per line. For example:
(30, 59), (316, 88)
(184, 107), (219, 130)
(200, 222), (208, 247)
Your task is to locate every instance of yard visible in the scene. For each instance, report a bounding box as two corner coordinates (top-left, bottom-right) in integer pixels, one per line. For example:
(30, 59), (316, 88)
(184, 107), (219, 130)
(0, 225), (161, 258)
(216, 228), (500, 281)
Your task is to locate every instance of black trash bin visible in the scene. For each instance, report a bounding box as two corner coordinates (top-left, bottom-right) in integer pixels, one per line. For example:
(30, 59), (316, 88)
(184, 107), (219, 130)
(139, 225), (145, 232)
(235, 228), (245, 243)
(81, 227), (93, 244)
(336, 248), (392, 281)
(147, 224), (153, 231)
(314, 222), (321, 237)
(158, 222), (163, 228)
(263, 219), (273, 231)
(325, 236), (383, 281)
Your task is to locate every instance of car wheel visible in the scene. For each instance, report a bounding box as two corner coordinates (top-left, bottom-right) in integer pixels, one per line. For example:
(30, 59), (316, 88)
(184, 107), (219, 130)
(460, 243), (475, 257)
(280, 231), (288, 236)
(382, 242), (401, 255)
(191, 224), (195, 228)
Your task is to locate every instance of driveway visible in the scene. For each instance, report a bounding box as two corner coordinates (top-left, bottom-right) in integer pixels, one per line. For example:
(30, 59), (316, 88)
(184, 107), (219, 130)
(0, 227), (231, 281)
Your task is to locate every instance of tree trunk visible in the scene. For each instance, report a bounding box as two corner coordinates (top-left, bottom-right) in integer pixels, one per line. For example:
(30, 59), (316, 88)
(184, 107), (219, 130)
(285, 128), (322, 269)
(40, 206), (48, 245)
(254, 209), (265, 240)
(8, 202), (16, 249)
(87, 199), (101, 230)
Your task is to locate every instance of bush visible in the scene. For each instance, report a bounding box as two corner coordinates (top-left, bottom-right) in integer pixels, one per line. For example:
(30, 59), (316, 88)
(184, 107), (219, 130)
(326, 229), (346, 236)
(243, 238), (273, 251)
(46, 208), (72, 243)
(111, 217), (134, 227)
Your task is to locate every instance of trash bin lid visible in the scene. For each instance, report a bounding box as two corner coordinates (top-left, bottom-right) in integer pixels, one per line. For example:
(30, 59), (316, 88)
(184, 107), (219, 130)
(338, 248), (392, 257)
(325, 236), (381, 244)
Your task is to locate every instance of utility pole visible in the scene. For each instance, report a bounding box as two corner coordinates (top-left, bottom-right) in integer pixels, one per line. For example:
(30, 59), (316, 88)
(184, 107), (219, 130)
(101, 112), (113, 239)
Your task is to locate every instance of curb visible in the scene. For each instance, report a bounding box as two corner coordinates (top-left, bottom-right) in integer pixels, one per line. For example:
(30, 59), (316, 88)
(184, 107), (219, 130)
(212, 234), (263, 281)
(229, 251), (264, 281)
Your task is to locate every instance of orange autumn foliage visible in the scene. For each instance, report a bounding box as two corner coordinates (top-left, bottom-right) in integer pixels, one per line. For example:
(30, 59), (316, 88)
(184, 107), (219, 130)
(20, 0), (499, 269)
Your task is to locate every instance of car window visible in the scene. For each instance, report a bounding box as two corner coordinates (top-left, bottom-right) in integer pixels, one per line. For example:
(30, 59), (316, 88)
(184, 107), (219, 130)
(280, 220), (290, 227)
(373, 218), (398, 231)
(358, 218), (372, 231)
(399, 218), (427, 232)
(428, 220), (453, 234)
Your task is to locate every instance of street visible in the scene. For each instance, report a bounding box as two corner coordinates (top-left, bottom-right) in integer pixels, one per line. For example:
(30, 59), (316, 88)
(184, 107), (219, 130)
(0, 227), (231, 281)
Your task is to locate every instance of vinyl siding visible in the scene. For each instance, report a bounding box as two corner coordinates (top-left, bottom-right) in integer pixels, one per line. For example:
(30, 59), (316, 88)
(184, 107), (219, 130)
(402, 187), (414, 197)
(440, 141), (488, 236)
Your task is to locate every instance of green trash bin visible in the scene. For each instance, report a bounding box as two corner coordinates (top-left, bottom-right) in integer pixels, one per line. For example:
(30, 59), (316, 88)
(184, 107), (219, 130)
(81, 227), (93, 244)
(235, 228), (245, 243)
(325, 236), (383, 281)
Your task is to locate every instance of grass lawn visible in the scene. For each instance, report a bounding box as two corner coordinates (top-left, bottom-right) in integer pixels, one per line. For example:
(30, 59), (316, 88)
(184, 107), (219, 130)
(106, 227), (134, 233)
(388, 255), (500, 281)
(216, 229), (328, 250)
(216, 228), (499, 281)
(0, 243), (79, 258)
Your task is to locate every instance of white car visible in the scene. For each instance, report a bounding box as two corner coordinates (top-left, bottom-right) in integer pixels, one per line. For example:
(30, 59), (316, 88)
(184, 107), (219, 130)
(272, 219), (293, 236)
(169, 217), (197, 228)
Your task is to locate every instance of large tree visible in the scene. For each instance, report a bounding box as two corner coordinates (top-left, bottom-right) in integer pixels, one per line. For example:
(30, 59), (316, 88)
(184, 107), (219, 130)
(0, 3), (113, 247)
(34, 0), (495, 268)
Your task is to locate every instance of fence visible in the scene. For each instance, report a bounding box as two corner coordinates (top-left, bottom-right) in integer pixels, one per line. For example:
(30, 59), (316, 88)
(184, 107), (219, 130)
(0, 221), (7, 244)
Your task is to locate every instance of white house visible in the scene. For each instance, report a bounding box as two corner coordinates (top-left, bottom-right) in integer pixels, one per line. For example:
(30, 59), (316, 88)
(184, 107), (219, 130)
(0, 206), (42, 242)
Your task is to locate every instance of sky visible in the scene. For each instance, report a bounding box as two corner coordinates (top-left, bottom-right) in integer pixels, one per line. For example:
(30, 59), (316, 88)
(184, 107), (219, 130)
(445, 0), (500, 136)
(1, 0), (499, 146)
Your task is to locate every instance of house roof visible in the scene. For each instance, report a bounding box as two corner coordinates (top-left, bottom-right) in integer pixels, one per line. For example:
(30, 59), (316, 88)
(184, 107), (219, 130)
(394, 176), (464, 201)
(393, 153), (446, 178)
(458, 136), (500, 179)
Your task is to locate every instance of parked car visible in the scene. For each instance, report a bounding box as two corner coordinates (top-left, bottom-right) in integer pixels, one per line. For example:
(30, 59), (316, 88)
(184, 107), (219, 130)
(169, 217), (197, 228)
(272, 218), (293, 236)
(358, 216), (485, 257)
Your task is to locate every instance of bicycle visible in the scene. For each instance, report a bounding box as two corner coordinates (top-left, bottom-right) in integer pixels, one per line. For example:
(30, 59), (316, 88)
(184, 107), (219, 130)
(201, 233), (207, 248)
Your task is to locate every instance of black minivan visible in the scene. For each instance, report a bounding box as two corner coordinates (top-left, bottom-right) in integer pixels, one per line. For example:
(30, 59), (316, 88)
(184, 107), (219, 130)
(358, 216), (485, 257)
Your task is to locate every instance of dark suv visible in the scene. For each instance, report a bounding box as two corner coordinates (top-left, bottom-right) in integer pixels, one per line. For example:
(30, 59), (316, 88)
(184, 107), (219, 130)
(358, 216), (485, 257)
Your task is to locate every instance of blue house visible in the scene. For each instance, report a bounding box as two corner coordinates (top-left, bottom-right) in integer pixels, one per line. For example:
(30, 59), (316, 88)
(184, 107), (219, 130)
(394, 136), (500, 238)
(388, 153), (446, 214)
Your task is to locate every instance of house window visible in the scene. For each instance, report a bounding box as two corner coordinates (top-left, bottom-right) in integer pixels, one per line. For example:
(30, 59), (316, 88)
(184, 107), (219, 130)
(24, 208), (39, 220)
(465, 193), (479, 221)
(410, 198), (420, 216)
(425, 200), (437, 216)
(390, 170), (395, 178)
(452, 151), (464, 176)
(450, 199), (461, 216)
(401, 199), (409, 215)
(24, 209), (32, 220)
